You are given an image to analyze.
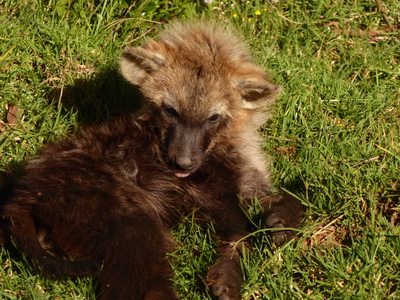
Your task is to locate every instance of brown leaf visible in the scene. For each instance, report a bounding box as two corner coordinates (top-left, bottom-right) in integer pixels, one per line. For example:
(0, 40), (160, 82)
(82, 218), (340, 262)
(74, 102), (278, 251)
(273, 145), (297, 155)
(6, 104), (21, 125)
(325, 21), (398, 37)
(301, 222), (347, 249)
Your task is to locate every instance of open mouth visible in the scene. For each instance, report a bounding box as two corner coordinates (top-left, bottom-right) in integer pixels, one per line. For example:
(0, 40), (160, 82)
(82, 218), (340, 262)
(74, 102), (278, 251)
(173, 171), (191, 178)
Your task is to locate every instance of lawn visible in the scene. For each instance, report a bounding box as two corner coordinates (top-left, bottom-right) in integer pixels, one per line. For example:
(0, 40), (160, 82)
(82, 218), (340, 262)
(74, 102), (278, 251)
(1, 0), (399, 299)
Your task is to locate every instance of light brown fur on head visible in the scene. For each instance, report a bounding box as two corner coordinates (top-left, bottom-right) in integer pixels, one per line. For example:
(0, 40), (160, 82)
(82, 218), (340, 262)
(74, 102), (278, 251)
(120, 20), (282, 122)
(120, 20), (282, 179)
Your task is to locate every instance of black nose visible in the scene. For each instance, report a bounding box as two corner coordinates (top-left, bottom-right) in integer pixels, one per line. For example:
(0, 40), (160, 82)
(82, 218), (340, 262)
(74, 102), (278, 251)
(174, 156), (196, 171)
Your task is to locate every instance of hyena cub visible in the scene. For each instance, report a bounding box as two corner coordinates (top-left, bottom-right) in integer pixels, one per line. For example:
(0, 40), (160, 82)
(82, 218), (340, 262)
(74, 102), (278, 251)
(2, 21), (303, 299)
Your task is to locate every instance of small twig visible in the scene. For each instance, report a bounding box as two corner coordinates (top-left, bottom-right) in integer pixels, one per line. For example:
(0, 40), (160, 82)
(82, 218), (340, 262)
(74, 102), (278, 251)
(104, 2), (137, 44)
(375, 0), (395, 32)
(352, 156), (380, 167)
(267, 1), (303, 25)
(57, 82), (64, 108)
(264, 135), (297, 142)
(311, 216), (343, 237)
(230, 227), (302, 257)
(127, 24), (161, 44)
(106, 18), (163, 29)
(3, 290), (20, 296)
(274, 10), (303, 25)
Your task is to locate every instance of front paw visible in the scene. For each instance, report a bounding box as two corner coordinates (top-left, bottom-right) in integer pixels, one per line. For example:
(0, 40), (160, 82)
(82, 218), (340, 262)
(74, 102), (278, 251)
(263, 193), (304, 245)
(265, 214), (293, 245)
(207, 255), (243, 300)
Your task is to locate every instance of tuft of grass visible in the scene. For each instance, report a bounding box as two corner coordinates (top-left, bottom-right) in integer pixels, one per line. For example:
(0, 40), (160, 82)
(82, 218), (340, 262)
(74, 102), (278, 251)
(1, 0), (399, 299)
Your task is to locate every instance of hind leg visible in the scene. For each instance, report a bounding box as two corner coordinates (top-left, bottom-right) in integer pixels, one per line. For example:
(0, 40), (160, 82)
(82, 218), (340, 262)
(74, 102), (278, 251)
(96, 215), (178, 300)
(262, 193), (304, 245)
(207, 238), (247, 300)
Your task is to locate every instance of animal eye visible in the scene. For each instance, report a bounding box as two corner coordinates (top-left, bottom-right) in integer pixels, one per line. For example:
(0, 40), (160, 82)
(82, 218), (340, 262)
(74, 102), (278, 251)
(164, 105), (179, 118)
(208, 114), (221, 123)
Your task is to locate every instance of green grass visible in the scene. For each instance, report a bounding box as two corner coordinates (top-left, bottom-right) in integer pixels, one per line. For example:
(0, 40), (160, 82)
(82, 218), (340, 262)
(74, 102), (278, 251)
(1, 0), (399, 299)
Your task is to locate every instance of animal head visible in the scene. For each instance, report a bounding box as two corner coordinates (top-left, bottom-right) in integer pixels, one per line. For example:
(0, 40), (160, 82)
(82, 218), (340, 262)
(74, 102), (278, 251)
(120, 21), (282, 178)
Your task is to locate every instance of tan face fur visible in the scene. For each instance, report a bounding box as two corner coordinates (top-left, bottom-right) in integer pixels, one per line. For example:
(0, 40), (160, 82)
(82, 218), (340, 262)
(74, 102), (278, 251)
(120, 21), (282, 178)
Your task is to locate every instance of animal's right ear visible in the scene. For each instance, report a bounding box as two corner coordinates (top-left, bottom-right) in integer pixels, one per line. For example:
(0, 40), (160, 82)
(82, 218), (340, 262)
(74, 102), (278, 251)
(120, 41), (166, 86)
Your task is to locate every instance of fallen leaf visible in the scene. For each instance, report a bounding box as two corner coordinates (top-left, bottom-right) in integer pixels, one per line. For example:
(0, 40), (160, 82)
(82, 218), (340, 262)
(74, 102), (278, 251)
(273, 145), (297, 155)
(6, 104), (21, 125)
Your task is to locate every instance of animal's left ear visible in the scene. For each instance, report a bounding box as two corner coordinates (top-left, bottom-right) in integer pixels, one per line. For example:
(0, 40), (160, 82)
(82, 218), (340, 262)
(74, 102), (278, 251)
(235, 77), (283, 110)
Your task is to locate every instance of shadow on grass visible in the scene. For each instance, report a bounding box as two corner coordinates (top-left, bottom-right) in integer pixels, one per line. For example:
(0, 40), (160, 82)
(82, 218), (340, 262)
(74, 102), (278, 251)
(0, 64), (142, 186)
(51, 65), (143, 124)
(0, 65), (143, 250)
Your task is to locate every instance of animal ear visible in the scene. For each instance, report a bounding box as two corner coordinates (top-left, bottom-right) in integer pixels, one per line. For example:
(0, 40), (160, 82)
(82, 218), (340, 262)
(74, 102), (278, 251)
(236, 78), (283, 110)
(120, 41), (166, 86)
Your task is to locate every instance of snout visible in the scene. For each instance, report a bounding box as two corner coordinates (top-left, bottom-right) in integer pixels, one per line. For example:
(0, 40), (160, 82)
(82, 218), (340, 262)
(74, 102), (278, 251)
(166, 124), (207, 178)
(171, 156), (197, 178)
(174, 156), (196, 171)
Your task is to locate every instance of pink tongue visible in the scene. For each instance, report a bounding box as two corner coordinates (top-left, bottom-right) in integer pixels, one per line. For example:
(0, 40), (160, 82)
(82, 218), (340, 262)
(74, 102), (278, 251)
(174, 172), (190, 178)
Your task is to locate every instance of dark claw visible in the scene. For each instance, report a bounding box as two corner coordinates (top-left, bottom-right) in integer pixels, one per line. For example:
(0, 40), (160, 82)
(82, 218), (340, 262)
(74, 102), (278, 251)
(265, 214), (290, 245)
(273, 223), (285, 229)
(271, 230), (288, 245)
(211, 285), (226, 297)
(265, 214), (280, 228)
(218, 293), (233, 300)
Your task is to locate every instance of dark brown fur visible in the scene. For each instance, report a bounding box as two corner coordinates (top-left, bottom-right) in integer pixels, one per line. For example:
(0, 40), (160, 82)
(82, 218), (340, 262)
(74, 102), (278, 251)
(1, 21), (303, 299)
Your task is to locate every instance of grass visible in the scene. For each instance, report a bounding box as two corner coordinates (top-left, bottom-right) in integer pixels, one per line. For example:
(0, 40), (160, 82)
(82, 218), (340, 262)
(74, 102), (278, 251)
(1, 0), (399, 299)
